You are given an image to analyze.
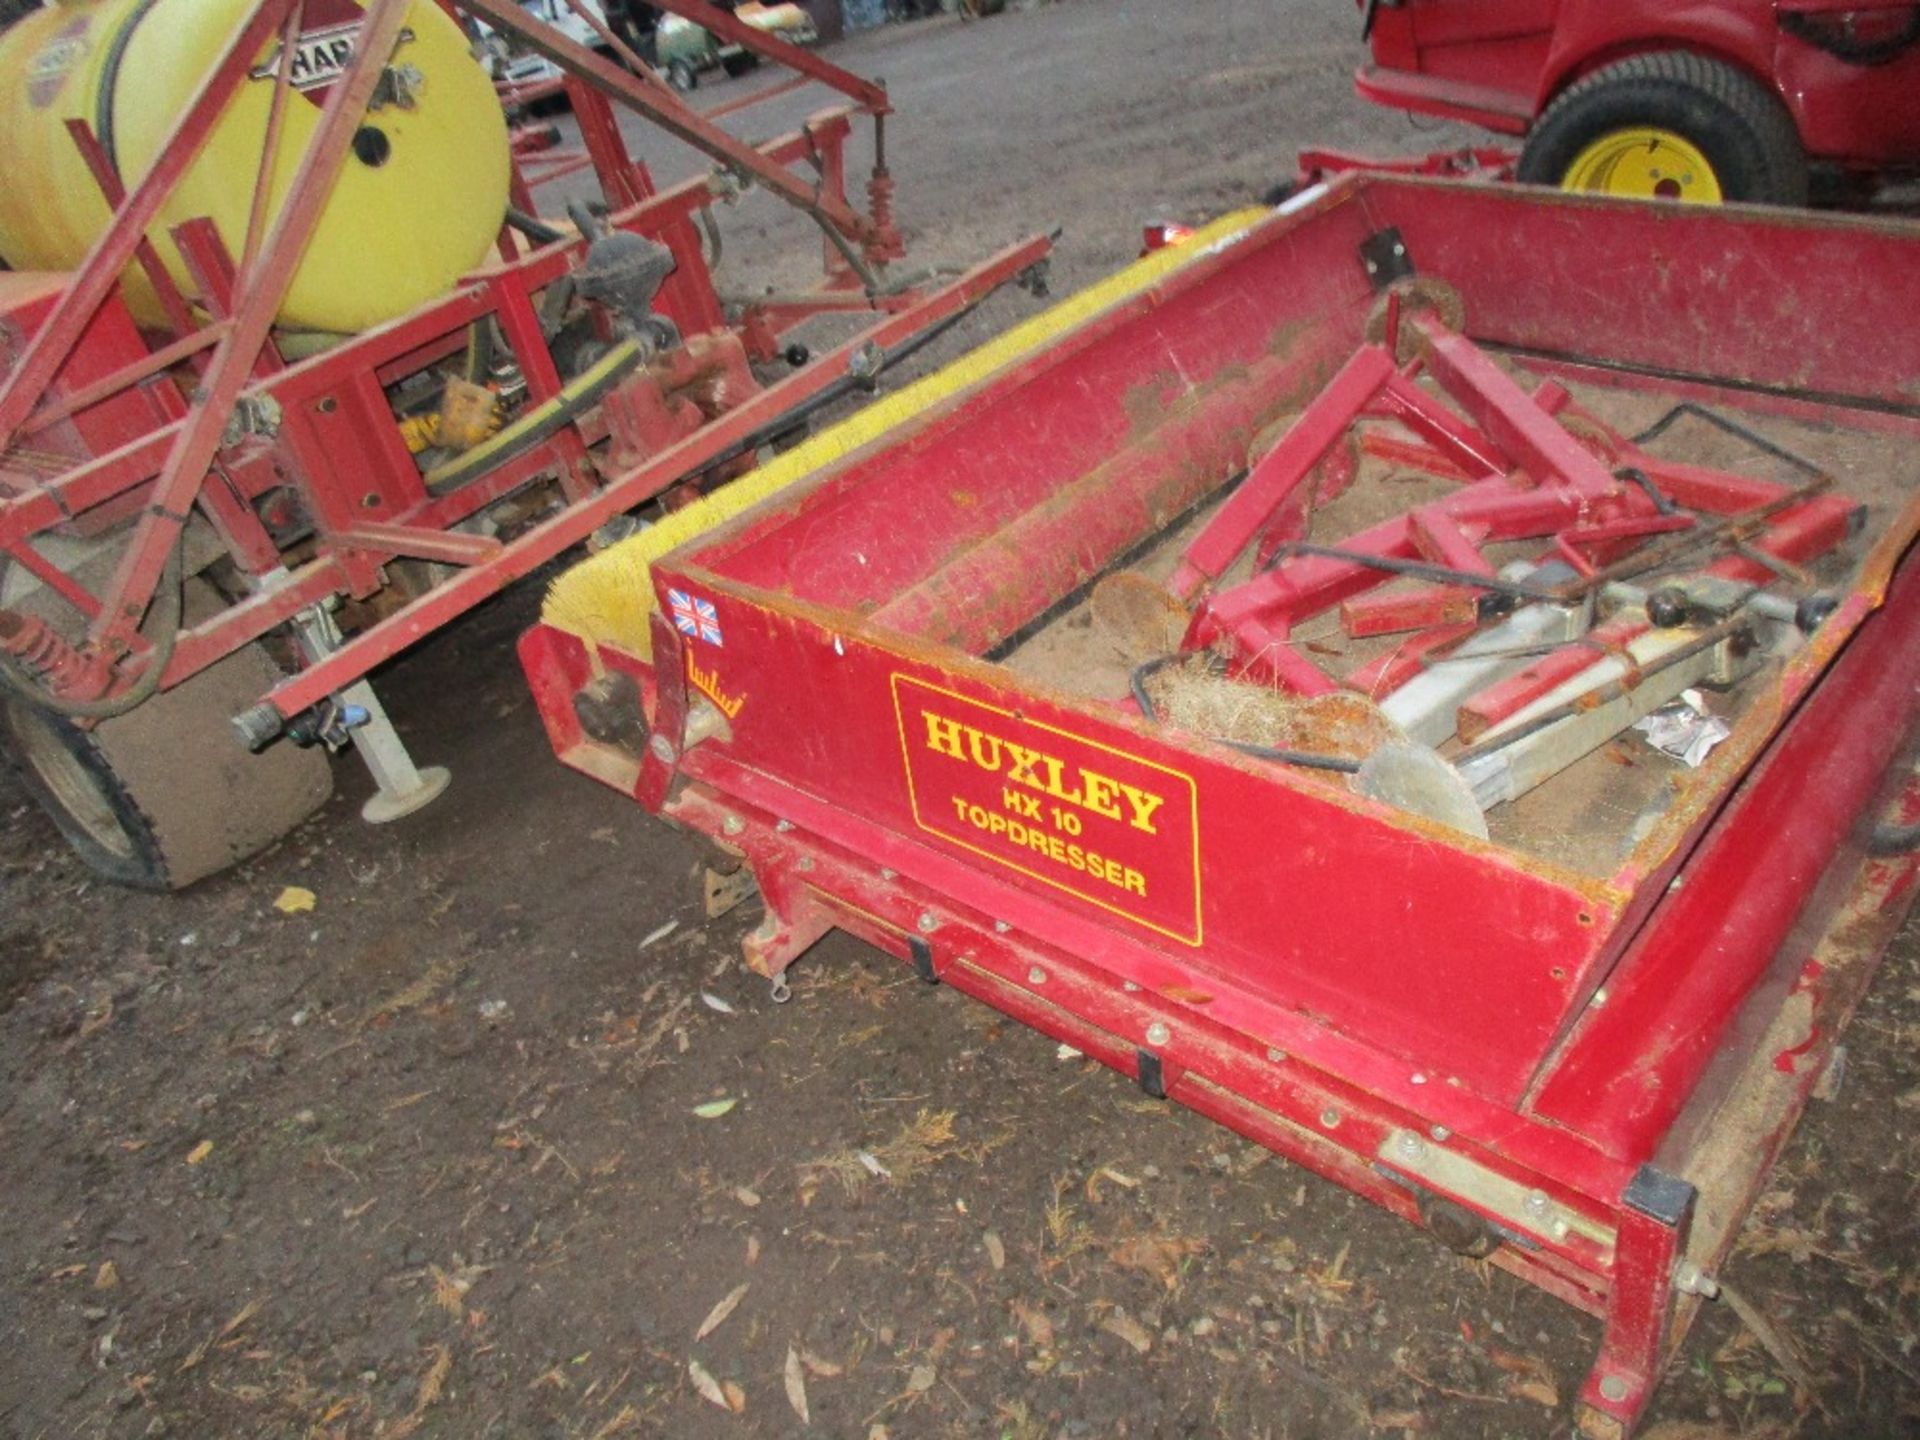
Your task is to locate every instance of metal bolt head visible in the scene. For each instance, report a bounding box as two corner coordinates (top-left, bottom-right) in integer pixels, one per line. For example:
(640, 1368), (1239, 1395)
(1429, 1125), (1451, 1142)
(1674, 1260), (1719, 1298)
(848, 339), (885, 381)
(1320, 1107), (1341, 1129)
(1396, 1132), (1425, 1162)
(775, 819), (793, 833)
(880, 867), (896, 880)
(722, 815), (745, 837)
(1598, 1375), (1629, 1404)
(1145, 1021), (1170, 1047)
(1027, 966), (1047, 985)
(915, 911), (937, 934)
(648, 734), (675, 762)
(797, 857), (814, 873)
(993, 920), (1010, 934)
(1265, 1047), (1286, 1063)
(1523, 1188), (1551, 1217)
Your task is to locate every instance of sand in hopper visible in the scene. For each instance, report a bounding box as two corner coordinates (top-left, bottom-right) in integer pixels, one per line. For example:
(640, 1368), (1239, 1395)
(1091, 572), (1191, 662)
(1149, 665), (1403, 760)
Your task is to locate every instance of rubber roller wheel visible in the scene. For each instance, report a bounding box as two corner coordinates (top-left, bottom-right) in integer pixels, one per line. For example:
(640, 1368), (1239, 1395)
(2, 641), (332, 890)
(1518, 52), (1808, 206)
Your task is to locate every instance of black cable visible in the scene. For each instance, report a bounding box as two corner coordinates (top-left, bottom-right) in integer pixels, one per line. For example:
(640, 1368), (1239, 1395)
(1263, 541), (1561, 602)
(684, 303), (982, 485)
(1631, 402), (1824, 479)
(1614, 464), (1679, 516)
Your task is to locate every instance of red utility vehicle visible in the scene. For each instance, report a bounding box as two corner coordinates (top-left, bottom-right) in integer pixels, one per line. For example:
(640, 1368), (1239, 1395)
(1356, 0), (1920, 203)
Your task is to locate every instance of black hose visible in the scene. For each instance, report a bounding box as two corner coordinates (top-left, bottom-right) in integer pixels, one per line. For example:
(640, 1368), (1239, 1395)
(424, 338), (643, 493)
(1868, 819), (1920, 857)
(463, 320), (497, 386)
(505, 207), (569, 247)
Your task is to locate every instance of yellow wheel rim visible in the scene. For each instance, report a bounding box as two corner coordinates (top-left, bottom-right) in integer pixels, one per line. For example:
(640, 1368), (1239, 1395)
(1561, 128), (1723, 203)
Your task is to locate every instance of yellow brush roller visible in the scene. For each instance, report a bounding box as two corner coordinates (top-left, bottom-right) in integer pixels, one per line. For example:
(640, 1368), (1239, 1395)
(540, 209), (1271, 663)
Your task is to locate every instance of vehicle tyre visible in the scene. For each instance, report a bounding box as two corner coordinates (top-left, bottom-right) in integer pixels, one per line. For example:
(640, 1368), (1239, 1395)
(667, 58), (698, 91)
(720, 51), (757, 78)
(1, 641), (333, 890)
(1517, 52), (1808, 206)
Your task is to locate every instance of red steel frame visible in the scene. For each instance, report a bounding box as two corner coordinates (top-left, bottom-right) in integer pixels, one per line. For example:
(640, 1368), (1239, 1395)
(520, 177), (1920, 1436)
(0, 0), (1049, 736)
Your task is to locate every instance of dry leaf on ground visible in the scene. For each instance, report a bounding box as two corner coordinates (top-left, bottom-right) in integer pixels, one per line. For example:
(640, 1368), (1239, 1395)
(983, 1231), (1005, 1270)
(1109, 1233), (1202, 1291)
(1490, 1347), (1559, 1408)
(784, 1346), (810, 1425)
(688, 1359), (732, 1411)
(694, 1282), (750, 1341)
(1011, 1300), (1054, 1348)
(1100, 1308), (1154, 1354)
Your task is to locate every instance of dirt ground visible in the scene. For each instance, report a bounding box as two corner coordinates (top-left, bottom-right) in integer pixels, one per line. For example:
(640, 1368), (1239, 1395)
(4, 3), (1918, 1438)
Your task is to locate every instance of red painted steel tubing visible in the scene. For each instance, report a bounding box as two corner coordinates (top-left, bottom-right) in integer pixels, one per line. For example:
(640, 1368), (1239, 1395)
(1167, 344), (1396, 600)
(1529, 547), (1920, 1159)
(459, 0), (874, 243)
(255, 237), (1051, 721)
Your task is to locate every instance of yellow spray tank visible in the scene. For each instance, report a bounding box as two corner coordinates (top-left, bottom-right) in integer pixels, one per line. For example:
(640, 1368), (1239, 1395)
(0, 0), (511, 334)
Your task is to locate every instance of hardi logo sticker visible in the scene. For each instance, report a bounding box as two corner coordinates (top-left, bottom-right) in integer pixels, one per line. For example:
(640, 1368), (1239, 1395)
(27, 18), (92, 109)
(892, 673), (1202, 945)
(250, 20), (366, 92)
(246, 0), (413, 103)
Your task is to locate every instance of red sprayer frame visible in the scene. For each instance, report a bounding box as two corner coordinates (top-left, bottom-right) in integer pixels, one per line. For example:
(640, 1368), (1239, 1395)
(521, 177), (1920, 1438)
(0, 0), (1049, 744)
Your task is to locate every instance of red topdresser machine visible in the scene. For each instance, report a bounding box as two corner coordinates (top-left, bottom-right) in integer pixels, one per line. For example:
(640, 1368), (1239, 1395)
(523, 177), (1920, 1437)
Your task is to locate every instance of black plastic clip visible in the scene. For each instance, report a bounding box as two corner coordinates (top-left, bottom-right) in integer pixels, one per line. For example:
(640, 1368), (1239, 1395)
(908, 935), (938, 985)
(1359, 227), (1415, 290)
(1623, 1165), (1695, 1228)
(1135, 1049), (1166, 1100)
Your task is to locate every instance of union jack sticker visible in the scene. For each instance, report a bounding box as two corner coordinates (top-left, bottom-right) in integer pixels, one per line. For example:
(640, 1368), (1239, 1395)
(667, 588), (724, 647)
